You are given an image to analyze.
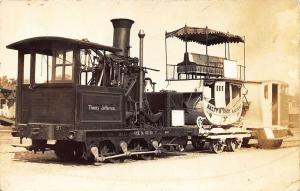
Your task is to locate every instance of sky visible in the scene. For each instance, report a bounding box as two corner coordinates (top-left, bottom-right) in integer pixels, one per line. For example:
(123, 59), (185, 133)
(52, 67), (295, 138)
(0, 0), (299, 94)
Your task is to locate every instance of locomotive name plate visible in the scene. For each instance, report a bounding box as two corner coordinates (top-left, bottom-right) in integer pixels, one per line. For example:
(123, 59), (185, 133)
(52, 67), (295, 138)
(88, 104), (116, 111)
(80, 92), (123, 123)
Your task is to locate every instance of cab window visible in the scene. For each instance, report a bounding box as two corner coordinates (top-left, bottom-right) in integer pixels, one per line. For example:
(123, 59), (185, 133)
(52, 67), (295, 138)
(52, 49), (73, 82)
(24, 48), (74, 84)
(35, 54), (53, 84)
(24, 53), (53, 84)
(23, 54), (30, 84)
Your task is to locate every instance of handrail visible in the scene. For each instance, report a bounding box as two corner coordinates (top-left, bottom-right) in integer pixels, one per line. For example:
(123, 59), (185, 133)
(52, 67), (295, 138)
(166, 63), (245, 81)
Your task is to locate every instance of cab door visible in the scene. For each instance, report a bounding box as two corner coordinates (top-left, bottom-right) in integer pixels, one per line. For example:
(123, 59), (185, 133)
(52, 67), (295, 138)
(261, 83), (272, 126)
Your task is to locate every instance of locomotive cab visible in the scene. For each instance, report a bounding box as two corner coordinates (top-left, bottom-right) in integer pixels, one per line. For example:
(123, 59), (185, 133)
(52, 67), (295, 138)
(7, 36), (127, 149)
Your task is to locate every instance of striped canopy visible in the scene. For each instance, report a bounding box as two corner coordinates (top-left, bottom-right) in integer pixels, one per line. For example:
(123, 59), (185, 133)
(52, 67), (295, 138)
(165, 26), (244, 46)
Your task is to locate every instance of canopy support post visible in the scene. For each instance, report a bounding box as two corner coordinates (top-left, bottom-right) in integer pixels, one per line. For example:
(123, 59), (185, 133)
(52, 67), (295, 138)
(227, 43), (230, 60)
(205, 26), (208, 66)
(185, 41), (188, 63)
(184, 25), (188, 78)
(165, 32), (168, 80)
(243, 36), (246, 81)
(225, 43), (227, 59)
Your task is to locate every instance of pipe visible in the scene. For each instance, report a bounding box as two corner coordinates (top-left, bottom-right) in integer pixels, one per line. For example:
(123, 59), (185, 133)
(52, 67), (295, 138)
(138, 29), (145, 111)
(111, 18), (134, 57)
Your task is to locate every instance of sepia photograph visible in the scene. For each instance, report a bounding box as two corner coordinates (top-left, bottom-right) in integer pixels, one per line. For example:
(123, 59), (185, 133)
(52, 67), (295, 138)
(0, 0), (299, 191)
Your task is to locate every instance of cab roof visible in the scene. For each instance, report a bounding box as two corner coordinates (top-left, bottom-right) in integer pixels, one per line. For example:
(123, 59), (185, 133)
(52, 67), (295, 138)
(6, 36), (121, 55)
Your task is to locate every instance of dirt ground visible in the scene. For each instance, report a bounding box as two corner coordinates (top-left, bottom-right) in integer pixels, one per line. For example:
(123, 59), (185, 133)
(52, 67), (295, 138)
(0, 128), (299, 191)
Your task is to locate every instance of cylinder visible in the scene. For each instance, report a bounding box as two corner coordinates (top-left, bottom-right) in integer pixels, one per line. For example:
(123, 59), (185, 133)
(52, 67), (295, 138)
(111, 18), (134, 57)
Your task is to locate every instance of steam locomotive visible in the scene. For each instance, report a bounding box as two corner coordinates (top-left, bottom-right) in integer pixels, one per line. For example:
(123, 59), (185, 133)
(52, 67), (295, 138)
(7, 18), (251, 162)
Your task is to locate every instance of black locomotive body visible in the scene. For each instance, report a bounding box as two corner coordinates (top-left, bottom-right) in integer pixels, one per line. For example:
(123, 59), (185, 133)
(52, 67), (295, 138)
(8, 19), (197, 162)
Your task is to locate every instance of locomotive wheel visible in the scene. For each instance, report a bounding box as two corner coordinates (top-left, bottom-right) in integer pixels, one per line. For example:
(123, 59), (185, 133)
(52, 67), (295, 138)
(242, 138), (250, 148)
(99, 142), (123, 163)
(209, 140), (225, 154)
(225, 139), (239, 152)
(226, 139), (242, 152)
(177, 137), (188, 152)
(54, 141), (79, 161)
(54, 147), (74, 161)
(192, 139), (205, 150)
(178, 144), (187, 152)
(132, 140), (154, 160)
(75, 146), (84, 159)
(163, 145), (176, 152)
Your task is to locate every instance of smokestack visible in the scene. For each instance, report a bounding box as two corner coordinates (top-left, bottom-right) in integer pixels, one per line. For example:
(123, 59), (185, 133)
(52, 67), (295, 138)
(111, 18), (134, 57)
